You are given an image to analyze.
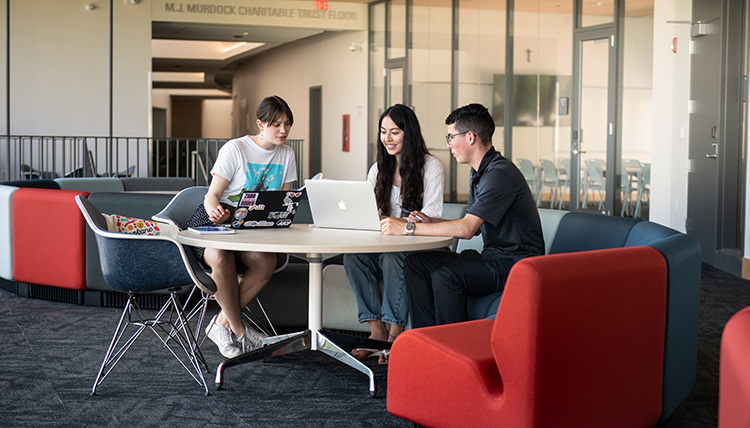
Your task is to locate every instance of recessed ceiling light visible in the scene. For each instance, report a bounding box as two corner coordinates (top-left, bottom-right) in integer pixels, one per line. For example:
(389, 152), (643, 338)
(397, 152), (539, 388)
(152, 40), (264, 60)
(152, 72), (205, 83)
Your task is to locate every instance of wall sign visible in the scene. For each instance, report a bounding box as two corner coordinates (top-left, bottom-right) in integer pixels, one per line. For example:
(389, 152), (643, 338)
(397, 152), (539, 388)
(152, 0), (366, 30)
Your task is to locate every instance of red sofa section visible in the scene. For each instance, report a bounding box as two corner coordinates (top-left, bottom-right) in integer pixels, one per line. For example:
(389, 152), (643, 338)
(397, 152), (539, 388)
(719, 305), (750, 428)
(12, 188), (90, 290)
(387, 247), (667, 428)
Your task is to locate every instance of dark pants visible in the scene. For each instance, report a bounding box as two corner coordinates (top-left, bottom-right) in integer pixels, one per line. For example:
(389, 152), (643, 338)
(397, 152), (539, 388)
(404, 250), (521, 328)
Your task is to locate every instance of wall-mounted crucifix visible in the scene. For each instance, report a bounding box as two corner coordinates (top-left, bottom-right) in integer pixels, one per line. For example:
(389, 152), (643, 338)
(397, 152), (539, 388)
(525, 48), (533, 63)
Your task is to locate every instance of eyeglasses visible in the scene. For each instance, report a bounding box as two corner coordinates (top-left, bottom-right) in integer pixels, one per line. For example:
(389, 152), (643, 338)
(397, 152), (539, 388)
(445, 131), (469, 146)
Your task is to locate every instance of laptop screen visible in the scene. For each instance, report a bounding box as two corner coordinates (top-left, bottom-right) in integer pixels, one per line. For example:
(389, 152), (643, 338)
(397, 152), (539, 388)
(304, 180), (382, 231)
(229, 190), (303, 228)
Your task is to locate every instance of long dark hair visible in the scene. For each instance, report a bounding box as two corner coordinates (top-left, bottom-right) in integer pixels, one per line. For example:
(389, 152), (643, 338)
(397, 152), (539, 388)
(374, 104), (429, 216)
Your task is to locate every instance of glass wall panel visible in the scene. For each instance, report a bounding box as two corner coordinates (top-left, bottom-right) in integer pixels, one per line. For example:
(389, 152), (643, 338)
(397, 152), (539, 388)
(621, 0), (654, 218)
(389, 68), (404, 105)
(411, 0), (453, 200)
(511, 1), (574, 209)
(456, 0), (506, 202)
(369, 2), (387, 168)
(579, 37), (610, 213)
(389, 0), (407, 59)
(369, 0), (647, 208)
(581, 0), (614, 28)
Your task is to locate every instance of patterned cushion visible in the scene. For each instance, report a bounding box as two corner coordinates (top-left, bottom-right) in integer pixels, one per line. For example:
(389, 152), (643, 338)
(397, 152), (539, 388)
(104, 214), (162, 236)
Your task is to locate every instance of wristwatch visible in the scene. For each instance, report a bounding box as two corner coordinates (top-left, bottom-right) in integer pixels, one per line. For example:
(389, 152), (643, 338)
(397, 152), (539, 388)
(405, 222), (416, 235)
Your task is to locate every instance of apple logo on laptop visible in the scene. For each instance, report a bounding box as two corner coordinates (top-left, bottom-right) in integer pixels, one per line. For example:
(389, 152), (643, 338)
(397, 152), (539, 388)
(338, 200), (347, 210)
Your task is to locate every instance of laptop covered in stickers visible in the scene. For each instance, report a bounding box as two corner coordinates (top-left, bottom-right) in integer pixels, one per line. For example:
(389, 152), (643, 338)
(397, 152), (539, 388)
(228, 189), (303, 229)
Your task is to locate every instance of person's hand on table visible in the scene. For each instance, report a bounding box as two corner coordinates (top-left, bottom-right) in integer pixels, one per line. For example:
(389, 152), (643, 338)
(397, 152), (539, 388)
(208, 205), (231, 224)
(380, 217), (408, 235)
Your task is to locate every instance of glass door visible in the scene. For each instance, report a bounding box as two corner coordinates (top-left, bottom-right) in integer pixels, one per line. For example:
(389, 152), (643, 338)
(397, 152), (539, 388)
(369, 0), (410, 168)
(386, 64), (405, 106)
(570, 29), (616, 214)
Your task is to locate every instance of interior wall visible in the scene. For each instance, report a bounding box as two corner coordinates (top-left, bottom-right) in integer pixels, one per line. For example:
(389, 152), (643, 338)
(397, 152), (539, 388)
(112, 0), (151, 138)
(6, 0), (150, 136)
(232, 29), (369, 181)
(650, 0), (692, 232)
(746, 33), (750, 260)
(112, 0), (152, 176)
(2, 0), (152, 178)
(0, 1), (6, 139)
(202, 99), (232, 139)
(622, 15), (655, 161)
(152, 89), (171, 137)
(9, 1), (110, 135)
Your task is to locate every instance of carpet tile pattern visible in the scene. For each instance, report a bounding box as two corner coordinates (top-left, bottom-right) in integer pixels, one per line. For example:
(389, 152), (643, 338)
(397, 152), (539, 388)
(1, 263), (748, 427)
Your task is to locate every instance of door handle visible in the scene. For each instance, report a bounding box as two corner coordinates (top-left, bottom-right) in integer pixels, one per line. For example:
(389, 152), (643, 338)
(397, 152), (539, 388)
(572, 128), (585, 155)
(705, 143), (718, 159)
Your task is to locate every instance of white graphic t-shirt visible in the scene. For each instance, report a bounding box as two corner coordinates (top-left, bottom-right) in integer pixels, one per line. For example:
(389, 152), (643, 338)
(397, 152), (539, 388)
(211, 135), (298, 205)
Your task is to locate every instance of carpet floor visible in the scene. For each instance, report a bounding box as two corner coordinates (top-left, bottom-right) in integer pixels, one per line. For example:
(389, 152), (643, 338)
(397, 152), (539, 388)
(1, 263), (748, 427)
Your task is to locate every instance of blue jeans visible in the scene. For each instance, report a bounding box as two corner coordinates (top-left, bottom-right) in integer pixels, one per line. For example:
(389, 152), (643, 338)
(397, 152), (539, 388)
(343, 251), (412, 326)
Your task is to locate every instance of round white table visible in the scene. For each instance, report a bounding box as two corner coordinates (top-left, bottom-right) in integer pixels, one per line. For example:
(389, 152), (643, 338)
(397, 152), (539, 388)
(176, 224), (453, 395)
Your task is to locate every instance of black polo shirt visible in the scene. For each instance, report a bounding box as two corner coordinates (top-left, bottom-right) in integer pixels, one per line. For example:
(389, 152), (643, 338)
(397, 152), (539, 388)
(466, 146), (545, 258)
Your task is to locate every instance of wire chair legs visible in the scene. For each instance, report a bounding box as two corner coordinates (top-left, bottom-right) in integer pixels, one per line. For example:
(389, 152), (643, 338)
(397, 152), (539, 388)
(174, 285), (278, 350)
(243, 298), (277, 337)
(91, 289), (209, 396)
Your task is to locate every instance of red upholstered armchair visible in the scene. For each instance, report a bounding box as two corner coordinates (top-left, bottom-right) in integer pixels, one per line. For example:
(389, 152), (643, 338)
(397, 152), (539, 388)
(387, 247), (667, 428)
(719, 306), (750, 428)
(12, 188), (90, 290)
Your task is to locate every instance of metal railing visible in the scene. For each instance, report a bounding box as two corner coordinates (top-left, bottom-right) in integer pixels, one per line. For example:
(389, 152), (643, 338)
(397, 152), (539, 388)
(1, 136), (305, 187)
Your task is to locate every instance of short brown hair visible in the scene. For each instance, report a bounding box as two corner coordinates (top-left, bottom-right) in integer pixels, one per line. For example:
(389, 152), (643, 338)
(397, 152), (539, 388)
(257, 95), (294, 125)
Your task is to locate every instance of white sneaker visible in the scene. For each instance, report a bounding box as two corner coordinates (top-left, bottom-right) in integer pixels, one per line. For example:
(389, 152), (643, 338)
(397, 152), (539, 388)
(205, 315), (242, 358)
(239, 321), (268, 354)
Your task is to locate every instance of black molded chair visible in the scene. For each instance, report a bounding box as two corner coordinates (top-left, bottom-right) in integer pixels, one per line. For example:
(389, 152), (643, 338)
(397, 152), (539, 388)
(75, 196), (209, 395)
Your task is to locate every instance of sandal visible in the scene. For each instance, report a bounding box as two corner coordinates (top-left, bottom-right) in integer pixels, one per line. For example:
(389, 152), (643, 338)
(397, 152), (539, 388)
(351, 348), (382, 359)
(378, 350), (390, 365)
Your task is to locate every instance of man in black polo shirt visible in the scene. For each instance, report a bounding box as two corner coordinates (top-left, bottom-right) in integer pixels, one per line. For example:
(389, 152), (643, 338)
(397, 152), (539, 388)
(380, 103), (544, 327)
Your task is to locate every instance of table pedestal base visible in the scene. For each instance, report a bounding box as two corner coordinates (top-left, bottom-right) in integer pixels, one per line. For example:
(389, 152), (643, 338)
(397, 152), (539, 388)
(214, 329), (391, 396)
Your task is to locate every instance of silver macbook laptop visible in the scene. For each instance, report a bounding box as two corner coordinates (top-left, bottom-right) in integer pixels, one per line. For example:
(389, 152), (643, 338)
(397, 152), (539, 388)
(304, 179), (382, 231)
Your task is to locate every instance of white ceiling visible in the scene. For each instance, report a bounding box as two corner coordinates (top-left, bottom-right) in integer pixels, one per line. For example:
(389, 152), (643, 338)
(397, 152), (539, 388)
(151, 0), (654, 94)
(151, 22), (324, 92)
(151, 0), (372, 93)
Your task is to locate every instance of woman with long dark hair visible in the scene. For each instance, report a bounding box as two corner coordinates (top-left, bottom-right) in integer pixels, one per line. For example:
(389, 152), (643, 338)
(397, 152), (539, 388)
(345, 104), (444, 364)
